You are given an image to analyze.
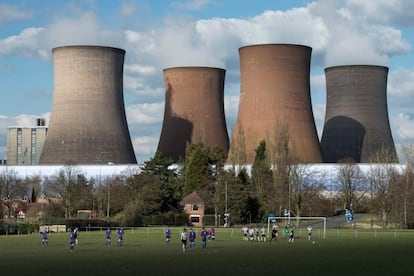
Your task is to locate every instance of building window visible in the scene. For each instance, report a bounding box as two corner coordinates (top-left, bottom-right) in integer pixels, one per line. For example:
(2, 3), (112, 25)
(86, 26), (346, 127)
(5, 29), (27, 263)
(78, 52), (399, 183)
(192, 204), (199, 211)
(17, 129), (22, 145)
(31, 129), (36, 144)
(190, 216), (200, 223)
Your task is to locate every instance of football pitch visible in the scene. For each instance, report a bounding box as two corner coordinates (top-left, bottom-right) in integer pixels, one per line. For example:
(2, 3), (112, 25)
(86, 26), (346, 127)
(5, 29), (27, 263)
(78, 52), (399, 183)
(1, 227), (413, 276)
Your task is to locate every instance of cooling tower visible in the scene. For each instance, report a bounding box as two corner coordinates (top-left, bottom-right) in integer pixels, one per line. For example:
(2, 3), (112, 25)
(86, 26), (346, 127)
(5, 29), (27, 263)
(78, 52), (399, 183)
(39, 45), (137, 164)
(157, 67), (229, 162)
(321, 65), (398, 163)
(228, 44), (322, 164)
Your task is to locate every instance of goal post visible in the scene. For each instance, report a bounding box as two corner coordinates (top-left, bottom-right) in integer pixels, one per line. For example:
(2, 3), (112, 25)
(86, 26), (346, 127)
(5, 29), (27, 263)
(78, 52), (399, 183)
(267, 216), (326, 239)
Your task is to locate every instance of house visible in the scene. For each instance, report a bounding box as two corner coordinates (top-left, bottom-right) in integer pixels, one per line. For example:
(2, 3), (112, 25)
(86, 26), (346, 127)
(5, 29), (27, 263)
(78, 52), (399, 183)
(181, 190), (213, 227)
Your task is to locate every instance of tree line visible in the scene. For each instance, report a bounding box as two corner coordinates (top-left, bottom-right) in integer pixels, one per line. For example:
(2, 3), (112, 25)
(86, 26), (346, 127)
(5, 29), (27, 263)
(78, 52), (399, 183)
(1, 141), (414, 229)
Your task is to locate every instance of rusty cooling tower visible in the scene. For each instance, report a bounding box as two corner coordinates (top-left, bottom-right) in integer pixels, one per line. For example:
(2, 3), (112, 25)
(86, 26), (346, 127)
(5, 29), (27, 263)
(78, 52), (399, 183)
(228, 44), (322, 164)
(321, 65), (398, 163)
(157, 67), (229, 162)
(39, 45), (136, 164)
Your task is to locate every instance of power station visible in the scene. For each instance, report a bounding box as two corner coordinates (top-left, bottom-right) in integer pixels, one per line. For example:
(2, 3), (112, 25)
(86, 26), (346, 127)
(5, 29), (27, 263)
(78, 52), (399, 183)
(228, 44), (322, 164)
(157, 67), (229, 162)
(39, 45), (137, 164)
(321, 65), (398, 163)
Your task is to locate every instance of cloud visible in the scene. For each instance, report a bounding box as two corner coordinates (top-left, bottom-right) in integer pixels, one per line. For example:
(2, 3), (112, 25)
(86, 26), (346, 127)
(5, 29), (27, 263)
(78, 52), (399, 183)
(309, 0), (411, 67)
(312, 104), (327, 139)
(0, 3), (33, 26)
(346, 0), (414, 27)
(132, 135), (160, 164)
(42, 12), (123, 50)
(126, 103), (164, 125)
(133, 136), (159, 155)
(388, 67), (414, 114)
(388, 68), (414, 96)
(1, 0), (413, 162)
(0, 27), (46, 58)
(171, 0), (216, 11)
(392, 113), (414, 140)
(119, 1), (138, 18)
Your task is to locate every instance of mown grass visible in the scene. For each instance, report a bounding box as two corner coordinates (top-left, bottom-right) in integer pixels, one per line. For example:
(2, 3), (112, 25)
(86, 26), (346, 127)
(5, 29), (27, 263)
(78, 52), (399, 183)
(1, 227), (413, 276)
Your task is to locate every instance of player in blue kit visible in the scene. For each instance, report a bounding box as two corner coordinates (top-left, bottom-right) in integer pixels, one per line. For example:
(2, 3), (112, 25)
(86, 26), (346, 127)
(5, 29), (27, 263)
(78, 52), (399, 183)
(117, 227), (124, 246)
(189, 228), (196, 248)
(201, 227), (208, 248)
(41, 228), (48, 247)
(69, 230), (75, 252)
(165, 226), (171, 245)
(106, 227), (111, 246)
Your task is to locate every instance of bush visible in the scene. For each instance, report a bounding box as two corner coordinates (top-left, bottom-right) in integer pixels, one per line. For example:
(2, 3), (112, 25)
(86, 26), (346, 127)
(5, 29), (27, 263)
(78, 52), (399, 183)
(202, 214), (215, 226)
(142, 213), (189, 226)
(0, 222), (39, 235)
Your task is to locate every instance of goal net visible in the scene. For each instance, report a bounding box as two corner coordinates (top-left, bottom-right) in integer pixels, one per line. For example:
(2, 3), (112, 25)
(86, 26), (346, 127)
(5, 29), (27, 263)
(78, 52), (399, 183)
(267, 216), (326, 239)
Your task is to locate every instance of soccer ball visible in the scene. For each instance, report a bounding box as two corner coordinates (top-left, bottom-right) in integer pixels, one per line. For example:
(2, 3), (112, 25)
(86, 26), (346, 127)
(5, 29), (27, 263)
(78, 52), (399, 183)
(312, 241), (316, 244)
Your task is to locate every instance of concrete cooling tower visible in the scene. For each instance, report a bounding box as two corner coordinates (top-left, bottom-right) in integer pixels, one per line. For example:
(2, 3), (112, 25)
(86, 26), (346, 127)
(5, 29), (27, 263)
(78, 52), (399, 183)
(321, 65), (398, 163)
(157, 67), (229, 162)
(39, 45), (137, 164)
(228, 44), (322, 164)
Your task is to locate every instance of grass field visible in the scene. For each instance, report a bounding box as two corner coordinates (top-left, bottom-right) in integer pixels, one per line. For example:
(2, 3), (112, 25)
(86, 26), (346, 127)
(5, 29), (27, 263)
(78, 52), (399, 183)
(1, 227), (414, 276)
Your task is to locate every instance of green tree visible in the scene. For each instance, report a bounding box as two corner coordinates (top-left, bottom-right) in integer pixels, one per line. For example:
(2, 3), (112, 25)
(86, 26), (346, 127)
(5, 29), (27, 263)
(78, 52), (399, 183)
(251, 140), (273, 220)
(182, 143), (226, 196)
(227, 168), (255, 224)
(141, 152), (181, 212)
(267, 121), (294, 216)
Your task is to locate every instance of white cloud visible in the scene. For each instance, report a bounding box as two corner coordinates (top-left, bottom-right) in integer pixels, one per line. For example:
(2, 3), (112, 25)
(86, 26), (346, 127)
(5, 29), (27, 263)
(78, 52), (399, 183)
(119, 1), (138, 18)
(312, 103), (326, 139)
(126, 103), (164, 125)
(0, 27), (45, 57)
(42, 12), (122, 50)
(133, 136), (159, 155)
(310, 74), (326, 94)
(0, 3), (33, 25)
(346, 0), (414, 27)
(171, 0), (215, 11)
(392, 113), (414, 140)
(125, 64), (157, 75)
(1, 0), (414, 162)
(388, 68), (414, 113)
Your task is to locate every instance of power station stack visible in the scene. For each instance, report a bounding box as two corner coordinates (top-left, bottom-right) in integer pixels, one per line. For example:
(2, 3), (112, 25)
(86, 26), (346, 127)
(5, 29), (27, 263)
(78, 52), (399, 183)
(39, 45), (137, 164)
(228, 44), (322, 164)
(321, 65), (398, 163)
(157, 67), (229, 162)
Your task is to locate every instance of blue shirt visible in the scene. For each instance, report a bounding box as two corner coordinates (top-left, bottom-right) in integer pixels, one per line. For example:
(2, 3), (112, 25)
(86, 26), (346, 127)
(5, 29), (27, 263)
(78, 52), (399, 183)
(189, 231), (196, 241)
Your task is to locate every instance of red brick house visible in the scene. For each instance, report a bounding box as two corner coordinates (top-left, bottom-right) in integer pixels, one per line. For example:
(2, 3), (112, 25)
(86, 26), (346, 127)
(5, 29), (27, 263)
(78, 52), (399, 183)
(181, 191), (212, 227)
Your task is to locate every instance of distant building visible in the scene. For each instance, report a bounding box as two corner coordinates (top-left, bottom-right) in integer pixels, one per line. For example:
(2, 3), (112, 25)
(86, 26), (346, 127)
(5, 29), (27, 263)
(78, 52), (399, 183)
(6, 118), (47, 165)
(181, 191), (213, 227)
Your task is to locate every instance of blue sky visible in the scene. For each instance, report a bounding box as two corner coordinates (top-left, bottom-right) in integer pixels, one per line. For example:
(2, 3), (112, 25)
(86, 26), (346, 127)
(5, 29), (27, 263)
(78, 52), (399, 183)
(0, 0), (413, 163)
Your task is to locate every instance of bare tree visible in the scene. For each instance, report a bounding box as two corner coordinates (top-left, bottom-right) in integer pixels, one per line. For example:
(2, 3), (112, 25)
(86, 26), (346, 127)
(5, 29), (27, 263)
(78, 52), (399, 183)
(335, 162), (368, 212)
(228, 125), (247, 166)
(368, 163), (401, 227)
(400, 143), (414, 227)
(0, 166), (19, 220)
(46, 165), (83, 218)
(289, 164), (325, 218)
